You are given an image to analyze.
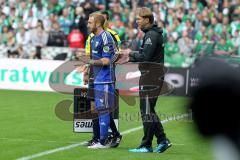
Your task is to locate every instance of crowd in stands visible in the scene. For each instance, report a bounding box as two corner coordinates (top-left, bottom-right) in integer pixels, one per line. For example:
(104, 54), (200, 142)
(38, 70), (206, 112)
(0, 0), (239, 64)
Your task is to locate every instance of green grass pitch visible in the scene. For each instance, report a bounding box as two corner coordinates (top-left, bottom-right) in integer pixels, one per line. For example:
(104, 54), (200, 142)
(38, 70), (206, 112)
(0, 90), (212, 160)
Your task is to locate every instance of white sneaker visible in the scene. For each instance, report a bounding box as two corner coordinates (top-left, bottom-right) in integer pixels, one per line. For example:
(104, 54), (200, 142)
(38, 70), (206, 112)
(87, 142), (110, 149)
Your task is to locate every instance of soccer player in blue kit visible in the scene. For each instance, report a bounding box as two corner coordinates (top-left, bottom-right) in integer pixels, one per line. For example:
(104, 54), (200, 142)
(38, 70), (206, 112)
(86, 13), (116, 149)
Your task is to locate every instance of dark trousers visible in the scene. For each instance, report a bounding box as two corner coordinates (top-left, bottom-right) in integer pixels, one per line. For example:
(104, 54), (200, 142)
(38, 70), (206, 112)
(139, 72), (166, 148)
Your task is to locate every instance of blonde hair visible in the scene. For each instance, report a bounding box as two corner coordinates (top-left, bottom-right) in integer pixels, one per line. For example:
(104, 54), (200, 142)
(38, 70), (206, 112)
(136, 7), (154, 24)
(89, 12), (105, 28)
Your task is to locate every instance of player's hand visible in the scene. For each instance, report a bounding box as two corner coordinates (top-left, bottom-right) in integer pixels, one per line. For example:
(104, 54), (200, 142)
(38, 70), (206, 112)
(83, 77), (88, 85)
(78, 55), (90, 65)
(118, 48), (132, 55)
(76, 65), (89, 73)
(115, 54), (129, 64)
(83, 71), (89, 85)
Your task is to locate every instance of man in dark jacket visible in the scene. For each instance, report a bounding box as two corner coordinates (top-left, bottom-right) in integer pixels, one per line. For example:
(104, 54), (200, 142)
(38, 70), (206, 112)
(119, 7), (171, 153)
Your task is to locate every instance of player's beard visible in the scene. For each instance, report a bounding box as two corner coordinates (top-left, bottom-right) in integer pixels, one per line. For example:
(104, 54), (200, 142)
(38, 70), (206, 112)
(91, 25), (97, 34)
(88, 24), (97, 34)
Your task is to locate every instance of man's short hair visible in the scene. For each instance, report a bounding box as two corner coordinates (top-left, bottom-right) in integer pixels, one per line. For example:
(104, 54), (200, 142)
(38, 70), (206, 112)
(89, 12), (105, 27)
(136, 7), (154, 24)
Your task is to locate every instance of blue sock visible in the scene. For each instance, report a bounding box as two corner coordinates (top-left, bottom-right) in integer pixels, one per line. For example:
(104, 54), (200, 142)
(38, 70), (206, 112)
(99, 112), (110, 145)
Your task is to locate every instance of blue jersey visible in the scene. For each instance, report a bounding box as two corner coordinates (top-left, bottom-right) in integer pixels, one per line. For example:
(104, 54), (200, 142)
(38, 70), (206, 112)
(90, 31), (116, 84)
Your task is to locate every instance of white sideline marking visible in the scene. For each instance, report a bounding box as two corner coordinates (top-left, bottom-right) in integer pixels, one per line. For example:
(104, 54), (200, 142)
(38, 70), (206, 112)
(0, 137), (184, 146)
(17, 114), (189, 160)
(17, 142), (86, 160)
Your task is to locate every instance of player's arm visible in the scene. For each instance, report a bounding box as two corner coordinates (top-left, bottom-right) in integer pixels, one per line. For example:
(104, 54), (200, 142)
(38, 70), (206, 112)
(88, 58), (110, 66)
(89, 38), (113, 66)
(88, 32), (114, 66)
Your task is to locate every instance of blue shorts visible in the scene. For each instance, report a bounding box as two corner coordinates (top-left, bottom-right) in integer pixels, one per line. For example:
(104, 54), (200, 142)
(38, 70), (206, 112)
(94, 83), (115, 111)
